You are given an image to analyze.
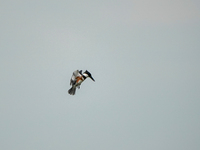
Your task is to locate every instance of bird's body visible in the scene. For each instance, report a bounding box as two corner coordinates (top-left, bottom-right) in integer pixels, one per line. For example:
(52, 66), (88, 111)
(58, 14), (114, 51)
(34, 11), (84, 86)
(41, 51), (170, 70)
(68, 70), (95, 95)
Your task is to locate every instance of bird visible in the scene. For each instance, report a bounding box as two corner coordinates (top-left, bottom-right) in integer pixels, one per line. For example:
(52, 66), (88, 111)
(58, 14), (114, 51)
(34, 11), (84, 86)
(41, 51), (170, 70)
(68, 70), (95, 95)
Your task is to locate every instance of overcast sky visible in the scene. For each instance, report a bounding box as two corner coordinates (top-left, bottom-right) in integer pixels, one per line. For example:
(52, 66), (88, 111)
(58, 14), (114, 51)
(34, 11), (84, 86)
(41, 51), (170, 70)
(1, 0), (200, 150)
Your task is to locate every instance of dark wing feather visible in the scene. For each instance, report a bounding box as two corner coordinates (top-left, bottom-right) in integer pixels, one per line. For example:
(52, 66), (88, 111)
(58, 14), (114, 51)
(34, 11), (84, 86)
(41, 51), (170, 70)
(79, 70), (82, 74)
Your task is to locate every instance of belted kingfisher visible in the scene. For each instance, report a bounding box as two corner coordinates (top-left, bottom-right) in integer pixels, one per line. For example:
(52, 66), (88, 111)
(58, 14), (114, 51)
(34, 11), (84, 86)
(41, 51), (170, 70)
(68, 70), (95, 95)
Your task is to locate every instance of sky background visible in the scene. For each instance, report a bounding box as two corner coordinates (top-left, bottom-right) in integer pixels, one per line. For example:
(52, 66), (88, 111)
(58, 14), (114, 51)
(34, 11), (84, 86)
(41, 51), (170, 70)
(1, 0), (200, 150)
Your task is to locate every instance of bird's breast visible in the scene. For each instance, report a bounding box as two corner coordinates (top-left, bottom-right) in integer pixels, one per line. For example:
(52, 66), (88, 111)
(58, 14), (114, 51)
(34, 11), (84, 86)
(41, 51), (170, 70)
(76, 76), (84, 85)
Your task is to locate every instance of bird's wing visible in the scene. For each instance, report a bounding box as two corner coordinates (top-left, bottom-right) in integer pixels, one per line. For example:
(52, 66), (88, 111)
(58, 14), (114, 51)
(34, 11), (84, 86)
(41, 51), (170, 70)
(79, 70), (82, 74)
(70, 70), (82, 86)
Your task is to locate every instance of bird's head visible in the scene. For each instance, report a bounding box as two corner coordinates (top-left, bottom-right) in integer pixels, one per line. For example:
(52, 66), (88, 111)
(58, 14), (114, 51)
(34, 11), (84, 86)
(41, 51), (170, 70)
(84, 70), (95, 81)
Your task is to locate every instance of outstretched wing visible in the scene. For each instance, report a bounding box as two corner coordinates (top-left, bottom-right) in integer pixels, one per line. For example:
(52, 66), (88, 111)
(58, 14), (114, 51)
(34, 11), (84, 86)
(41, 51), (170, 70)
(70, 70), (82, 86)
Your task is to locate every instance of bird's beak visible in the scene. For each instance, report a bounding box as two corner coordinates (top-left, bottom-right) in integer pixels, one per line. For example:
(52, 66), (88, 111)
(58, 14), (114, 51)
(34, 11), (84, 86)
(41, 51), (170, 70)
(90, 76), (95, 81)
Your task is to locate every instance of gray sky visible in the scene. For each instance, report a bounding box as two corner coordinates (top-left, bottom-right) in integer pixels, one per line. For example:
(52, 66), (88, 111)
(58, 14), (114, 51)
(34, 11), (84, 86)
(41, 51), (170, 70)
(1, 0), (200, 150)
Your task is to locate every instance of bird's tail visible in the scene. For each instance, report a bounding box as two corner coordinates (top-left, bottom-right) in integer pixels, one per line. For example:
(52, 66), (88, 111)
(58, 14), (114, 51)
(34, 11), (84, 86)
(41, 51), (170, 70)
(68, 86), (76, 95)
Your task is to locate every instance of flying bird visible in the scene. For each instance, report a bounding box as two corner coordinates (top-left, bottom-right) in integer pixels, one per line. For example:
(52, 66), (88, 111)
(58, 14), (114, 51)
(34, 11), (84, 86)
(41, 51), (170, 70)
(68, 70), (95, 95)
